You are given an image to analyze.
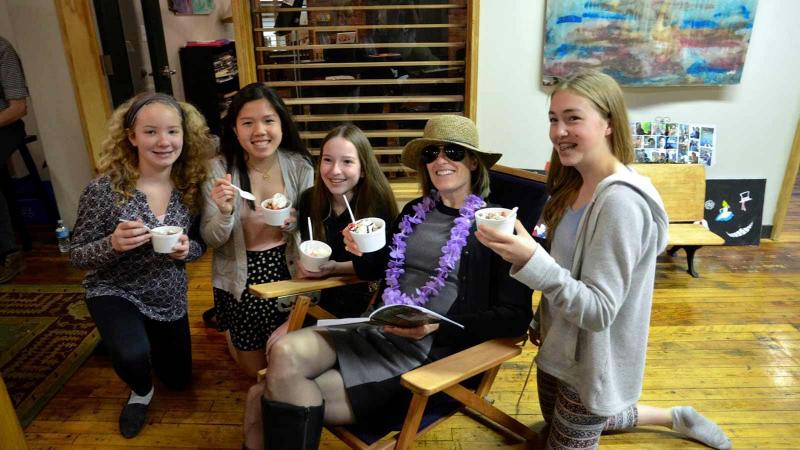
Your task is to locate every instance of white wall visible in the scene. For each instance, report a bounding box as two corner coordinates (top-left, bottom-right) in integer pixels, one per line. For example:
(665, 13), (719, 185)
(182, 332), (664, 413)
(160, 0), (234, 101)
(2, 0), (95, 228)
(477, 0), (800, 226)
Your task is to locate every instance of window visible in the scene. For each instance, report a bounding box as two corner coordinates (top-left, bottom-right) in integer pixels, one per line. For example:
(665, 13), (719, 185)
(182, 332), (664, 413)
(236, 0), (478, 175)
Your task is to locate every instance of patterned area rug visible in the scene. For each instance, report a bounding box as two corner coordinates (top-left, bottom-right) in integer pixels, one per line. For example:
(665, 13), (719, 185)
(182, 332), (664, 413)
(0, 285), (98, 427)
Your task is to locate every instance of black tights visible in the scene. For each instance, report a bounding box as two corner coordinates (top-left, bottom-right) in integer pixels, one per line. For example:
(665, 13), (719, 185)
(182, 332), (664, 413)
(86, 295), (192, 395)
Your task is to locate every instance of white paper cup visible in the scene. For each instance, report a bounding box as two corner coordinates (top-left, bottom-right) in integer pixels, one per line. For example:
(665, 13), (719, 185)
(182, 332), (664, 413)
(299, 240), (332, 272)
(150, 226), (183, 253)
(261, 199), (292, 226)
(348, 217), (386, 253)
(475, 208), (516, 235)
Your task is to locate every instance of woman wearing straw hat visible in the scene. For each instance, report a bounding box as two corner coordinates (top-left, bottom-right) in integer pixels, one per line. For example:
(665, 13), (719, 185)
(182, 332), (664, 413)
(250, 115), (532, 449)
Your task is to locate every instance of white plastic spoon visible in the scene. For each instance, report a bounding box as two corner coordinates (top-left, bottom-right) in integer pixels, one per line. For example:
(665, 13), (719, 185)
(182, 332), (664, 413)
(231, 184), (256, 201)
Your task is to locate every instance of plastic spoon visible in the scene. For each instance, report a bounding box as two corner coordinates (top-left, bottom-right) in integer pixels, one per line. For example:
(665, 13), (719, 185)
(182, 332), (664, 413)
(307, 217), (313, 241)
(230, 184), (256, 201)
(118, 219), (150, 230)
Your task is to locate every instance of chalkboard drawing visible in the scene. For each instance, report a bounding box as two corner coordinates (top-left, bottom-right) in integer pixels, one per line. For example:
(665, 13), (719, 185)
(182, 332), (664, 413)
(739, 191), (752, 211)
(726, 221), (754, 238)
(715, 200), (734, 222)
(705, 200), (715, 210)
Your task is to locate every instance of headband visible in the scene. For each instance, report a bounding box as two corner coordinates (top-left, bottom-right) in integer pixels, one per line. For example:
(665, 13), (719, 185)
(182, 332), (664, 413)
(123, 93), (185, 130)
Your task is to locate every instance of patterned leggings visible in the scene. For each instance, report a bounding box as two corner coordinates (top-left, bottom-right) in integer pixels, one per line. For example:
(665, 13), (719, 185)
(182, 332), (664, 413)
(538, 369), (638, 450)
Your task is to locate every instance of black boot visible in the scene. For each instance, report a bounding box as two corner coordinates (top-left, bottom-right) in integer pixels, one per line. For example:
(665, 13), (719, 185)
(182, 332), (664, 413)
(261, 397), (324, 450)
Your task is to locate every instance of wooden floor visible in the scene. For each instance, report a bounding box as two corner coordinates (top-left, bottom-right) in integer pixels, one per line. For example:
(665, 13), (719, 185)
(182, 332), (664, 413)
(11, 177), (800, 449)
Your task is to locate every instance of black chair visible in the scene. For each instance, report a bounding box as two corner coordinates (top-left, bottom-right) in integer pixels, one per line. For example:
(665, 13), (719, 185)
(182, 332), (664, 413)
(0, 128), (60, 249)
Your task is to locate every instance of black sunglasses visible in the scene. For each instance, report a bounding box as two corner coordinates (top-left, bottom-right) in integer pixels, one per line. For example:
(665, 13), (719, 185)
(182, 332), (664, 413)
(420, 144), (467, 164)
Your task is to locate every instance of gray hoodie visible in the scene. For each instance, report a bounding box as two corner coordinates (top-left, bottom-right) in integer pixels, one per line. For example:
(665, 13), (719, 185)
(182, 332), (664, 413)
(512, 166), (668, 416)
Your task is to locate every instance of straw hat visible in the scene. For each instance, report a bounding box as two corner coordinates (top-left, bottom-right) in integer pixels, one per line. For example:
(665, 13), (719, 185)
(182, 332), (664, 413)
(401, 115), (502, 170)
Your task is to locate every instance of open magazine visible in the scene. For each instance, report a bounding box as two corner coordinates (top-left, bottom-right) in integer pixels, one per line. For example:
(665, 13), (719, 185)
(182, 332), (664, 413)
(317, 303), (464, 329)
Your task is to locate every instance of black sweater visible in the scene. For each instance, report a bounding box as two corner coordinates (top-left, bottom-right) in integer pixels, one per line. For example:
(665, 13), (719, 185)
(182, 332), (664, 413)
(353, 196), (533, 357)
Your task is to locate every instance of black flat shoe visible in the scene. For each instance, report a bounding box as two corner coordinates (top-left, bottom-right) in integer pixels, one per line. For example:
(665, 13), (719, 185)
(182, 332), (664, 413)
(119, 402), (149, 438)
(202, 307), (218, 329)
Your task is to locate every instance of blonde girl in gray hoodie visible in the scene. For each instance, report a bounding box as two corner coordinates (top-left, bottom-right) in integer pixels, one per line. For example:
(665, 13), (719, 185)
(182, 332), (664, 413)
(476, 71), (730, 450)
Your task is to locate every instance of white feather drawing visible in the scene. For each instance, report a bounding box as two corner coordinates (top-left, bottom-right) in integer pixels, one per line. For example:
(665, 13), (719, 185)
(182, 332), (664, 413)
(726, 221), (754, 238)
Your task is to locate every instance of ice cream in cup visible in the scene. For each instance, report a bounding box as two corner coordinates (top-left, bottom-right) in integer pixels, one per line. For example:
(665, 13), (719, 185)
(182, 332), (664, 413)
(299, 240), (332, 272)
(347, 217), (386, 253)
(475, 207), (516, 235)
(261, 193), (292, 226)
(150, 225), (183, 253)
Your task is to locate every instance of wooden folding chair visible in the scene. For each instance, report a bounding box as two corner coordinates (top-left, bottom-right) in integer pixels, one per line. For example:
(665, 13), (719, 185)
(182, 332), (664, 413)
(250, 165), (548, 449)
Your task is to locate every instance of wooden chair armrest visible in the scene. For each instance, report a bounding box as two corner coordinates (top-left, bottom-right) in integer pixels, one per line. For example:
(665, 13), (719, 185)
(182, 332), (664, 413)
(248, 275), (363, 299)
(400, 337), (524, 396)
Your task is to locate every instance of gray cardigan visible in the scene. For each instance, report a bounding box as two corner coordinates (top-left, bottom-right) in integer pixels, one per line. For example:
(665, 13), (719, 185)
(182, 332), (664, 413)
(200, 150), (314, 300)
(512, 167), (668, 416)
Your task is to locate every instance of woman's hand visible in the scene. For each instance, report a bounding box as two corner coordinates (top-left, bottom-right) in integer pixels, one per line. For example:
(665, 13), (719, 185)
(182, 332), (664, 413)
(295, 260), (337, 279)
(211, 174), (235, 215)
(383, 323), (439, 340)
(168, 234), (190, 260)
(475, 220), (538, 269)
(342, 228), (362, 257)
(111, 220), (150, 252)
(280, 208), (298, 230)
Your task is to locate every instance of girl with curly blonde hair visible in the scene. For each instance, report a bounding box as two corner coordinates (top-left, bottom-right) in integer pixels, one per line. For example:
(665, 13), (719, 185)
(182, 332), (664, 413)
(71, 92), (214, 439)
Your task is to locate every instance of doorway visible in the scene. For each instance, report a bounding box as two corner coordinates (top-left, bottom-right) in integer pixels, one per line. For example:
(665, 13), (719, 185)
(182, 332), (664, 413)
(93, 0), (175, 107)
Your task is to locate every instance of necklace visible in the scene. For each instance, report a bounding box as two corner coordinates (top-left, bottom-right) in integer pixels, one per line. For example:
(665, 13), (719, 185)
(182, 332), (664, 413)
(249, 156), (278, 181)
(382, 192), (484, 307)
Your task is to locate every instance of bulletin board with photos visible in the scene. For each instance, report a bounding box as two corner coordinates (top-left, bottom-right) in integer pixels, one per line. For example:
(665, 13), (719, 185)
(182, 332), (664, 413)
(631, 118), (717, 166)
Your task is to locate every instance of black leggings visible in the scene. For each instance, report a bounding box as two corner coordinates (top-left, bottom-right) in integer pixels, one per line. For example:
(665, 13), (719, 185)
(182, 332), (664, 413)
(86, 295), (192, 395)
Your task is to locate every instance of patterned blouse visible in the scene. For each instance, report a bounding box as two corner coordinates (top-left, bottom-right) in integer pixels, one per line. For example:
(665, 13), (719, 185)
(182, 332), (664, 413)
(71, 175), (205, 321)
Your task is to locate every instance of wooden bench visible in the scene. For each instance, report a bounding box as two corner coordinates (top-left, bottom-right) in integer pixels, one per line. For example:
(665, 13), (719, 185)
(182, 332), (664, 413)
(633, 164), (725, 277)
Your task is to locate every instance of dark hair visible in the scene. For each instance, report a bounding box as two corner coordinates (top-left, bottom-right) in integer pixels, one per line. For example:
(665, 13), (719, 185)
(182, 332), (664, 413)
(415, 147), (491, 199)
(308, 124), (398, 242)
(220, 83), (312, 209)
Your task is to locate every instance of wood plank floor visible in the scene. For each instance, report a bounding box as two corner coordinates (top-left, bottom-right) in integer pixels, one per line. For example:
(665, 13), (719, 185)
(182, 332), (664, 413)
(11, 176), (800, 449)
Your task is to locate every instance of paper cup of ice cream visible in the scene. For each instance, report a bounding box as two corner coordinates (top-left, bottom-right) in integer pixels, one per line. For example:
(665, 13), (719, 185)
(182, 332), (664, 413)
(299, 240), (332, 272)
(261, 193), (292, 226)
(475, 207), (516, 235)
(348, 217), (386, 253)
(150, 225), (183, 253)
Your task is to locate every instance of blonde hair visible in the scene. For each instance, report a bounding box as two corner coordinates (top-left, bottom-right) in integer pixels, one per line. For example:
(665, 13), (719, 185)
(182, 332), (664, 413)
(543, 70), (633, 237)
(96, 93), (214, 213)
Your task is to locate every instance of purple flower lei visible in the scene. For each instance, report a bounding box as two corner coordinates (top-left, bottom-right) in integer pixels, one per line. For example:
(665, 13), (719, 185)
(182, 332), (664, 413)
(382, 192), (484, 307)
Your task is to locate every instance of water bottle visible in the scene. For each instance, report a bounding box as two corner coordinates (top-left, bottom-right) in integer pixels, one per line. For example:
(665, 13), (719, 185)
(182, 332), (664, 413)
(55, 220), (71, 253)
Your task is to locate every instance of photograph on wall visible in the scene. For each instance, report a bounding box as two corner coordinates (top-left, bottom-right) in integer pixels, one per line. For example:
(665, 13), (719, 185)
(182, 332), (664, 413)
(631, 120), (716, 166)
(542, 0), (758, 86)
(703, 179), (765, 245)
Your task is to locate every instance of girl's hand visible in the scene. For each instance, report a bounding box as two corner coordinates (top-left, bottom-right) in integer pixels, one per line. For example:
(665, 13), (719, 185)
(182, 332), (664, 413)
(295, 260), (337, 279)
(211, 174), (235, 215)
(475, 220), (538, 269)
(168, 234), (190, 260)
(383, 323), (439, 340)
(342, 228), (362, 256)
(281, 208), (298, 230)
(111, 220), (150, 252)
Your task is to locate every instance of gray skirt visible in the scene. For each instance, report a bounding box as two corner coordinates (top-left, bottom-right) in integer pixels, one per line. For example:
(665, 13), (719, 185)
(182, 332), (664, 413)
(326, 324), (434, 422)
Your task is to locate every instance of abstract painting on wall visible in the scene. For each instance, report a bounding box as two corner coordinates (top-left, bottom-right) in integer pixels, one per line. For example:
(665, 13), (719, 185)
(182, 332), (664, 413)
(543, 0), (758, 86)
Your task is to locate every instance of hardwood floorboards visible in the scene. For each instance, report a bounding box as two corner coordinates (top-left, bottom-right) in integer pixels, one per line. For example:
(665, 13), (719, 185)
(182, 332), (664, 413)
(12, 176), (800, 448)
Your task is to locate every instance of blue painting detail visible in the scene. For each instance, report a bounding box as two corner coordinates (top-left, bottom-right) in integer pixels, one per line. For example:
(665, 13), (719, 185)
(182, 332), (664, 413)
(543, 0), (759, 86)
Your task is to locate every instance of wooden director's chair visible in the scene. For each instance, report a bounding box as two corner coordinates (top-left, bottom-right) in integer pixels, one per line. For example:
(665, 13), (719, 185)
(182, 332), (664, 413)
(250, 165), (548, 450)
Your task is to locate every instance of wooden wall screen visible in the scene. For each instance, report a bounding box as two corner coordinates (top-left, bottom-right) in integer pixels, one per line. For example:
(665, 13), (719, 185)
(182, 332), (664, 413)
(233, 0), (479, 175)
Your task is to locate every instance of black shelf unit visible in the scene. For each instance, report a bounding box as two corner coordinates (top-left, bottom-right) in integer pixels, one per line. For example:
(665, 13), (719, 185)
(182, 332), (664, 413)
(179, 41), (239, 136)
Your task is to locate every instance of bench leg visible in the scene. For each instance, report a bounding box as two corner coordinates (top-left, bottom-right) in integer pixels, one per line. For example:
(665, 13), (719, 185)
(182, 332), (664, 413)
(667, 245), (682, 257)
(684, 245), (701, 278)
